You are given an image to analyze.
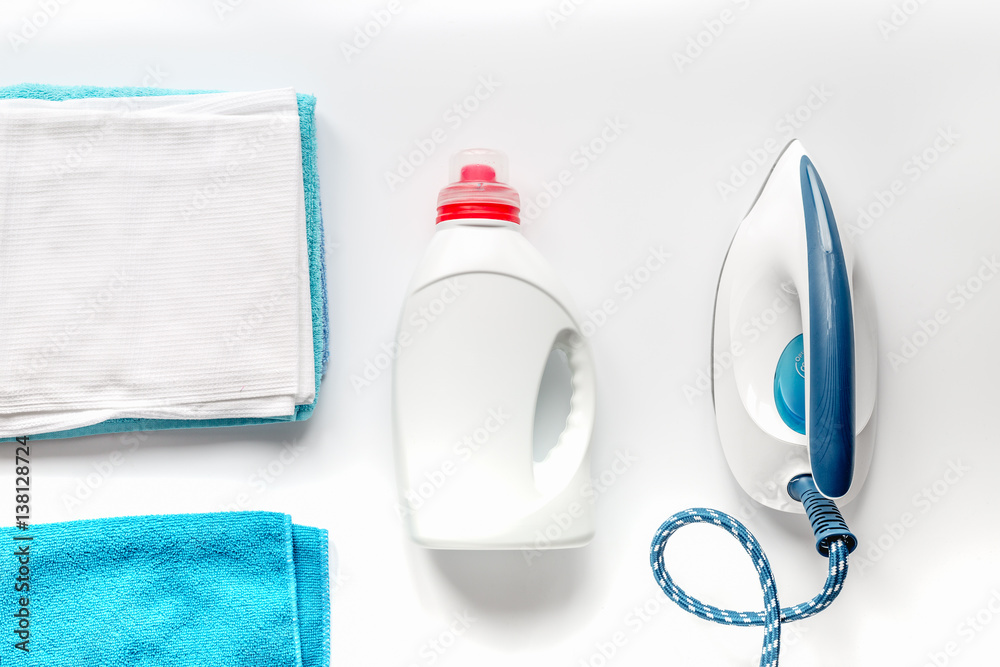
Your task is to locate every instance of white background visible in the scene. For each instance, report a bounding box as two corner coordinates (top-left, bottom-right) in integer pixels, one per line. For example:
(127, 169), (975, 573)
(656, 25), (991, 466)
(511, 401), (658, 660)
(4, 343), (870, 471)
(2, 1), (999, 665)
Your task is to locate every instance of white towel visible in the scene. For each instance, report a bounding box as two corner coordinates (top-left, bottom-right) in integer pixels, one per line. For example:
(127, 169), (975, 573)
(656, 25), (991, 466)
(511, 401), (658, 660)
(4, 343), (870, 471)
(0, 88), (315, 437)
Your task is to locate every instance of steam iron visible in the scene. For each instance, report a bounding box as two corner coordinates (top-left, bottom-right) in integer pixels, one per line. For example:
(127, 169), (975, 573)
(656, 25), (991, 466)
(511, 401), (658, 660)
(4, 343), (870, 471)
(650, 140), (874, 666)
(712, 139), (877, 510)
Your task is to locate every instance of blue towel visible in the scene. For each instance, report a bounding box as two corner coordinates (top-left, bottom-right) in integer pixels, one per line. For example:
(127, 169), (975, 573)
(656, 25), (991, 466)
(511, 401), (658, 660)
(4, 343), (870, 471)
(1, 512), (329, 666)
(0, 84), (329, 441)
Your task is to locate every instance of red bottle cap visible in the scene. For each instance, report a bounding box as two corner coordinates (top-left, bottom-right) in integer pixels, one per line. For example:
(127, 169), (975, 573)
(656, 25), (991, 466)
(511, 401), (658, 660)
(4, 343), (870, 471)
(436, 149), (520, 224)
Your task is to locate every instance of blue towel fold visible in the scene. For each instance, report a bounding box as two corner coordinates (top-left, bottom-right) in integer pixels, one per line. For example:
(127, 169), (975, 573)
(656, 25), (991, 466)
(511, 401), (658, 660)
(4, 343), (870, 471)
(0, 84), (330, 441)
(1, 512), (330, 666)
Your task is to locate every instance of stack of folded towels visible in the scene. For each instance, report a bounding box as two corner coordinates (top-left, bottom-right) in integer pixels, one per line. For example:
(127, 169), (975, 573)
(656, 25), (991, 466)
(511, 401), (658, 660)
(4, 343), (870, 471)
(1, 512), (330, 666)
(0, 85), (327, 439)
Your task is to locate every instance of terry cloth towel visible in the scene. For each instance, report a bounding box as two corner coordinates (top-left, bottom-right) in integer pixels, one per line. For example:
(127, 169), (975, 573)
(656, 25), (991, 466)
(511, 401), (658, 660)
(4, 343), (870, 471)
(0, 85), (329, 440)
(1, 512), (330, 666)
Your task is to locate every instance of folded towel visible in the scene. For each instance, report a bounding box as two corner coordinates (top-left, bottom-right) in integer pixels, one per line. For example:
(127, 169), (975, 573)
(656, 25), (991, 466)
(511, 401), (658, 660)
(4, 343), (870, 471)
(0, 85), (329, 440)
(1, 512), (330, 666)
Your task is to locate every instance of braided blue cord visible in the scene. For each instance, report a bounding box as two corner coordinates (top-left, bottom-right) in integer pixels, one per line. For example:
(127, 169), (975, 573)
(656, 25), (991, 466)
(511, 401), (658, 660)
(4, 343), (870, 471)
(649, 508), (849, 667)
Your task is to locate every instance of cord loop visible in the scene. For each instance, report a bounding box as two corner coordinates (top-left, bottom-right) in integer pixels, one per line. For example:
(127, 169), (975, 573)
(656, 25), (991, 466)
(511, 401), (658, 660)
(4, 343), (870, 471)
(650, 508), (849, 667)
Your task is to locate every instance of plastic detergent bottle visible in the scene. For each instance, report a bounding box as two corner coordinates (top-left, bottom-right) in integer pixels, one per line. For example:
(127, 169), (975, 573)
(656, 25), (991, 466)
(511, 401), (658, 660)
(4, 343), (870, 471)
(392, 148), (596, 550)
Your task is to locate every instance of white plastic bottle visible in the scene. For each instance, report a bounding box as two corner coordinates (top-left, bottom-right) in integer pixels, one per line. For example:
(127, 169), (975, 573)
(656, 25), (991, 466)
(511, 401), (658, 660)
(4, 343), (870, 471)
(392, 149), (596, 550)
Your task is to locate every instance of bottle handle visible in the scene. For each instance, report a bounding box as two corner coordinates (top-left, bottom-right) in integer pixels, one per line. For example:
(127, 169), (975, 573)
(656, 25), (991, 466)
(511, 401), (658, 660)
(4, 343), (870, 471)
(532, 328), (596, 498)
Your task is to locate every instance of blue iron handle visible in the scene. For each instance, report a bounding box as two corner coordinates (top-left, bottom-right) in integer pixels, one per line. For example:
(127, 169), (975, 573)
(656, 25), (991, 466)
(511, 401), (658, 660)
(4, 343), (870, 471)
(799, 156), (855, 498)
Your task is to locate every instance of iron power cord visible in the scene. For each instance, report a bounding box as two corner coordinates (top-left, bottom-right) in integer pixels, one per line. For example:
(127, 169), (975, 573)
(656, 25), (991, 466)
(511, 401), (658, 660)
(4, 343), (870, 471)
(649, 474), (857, 667)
